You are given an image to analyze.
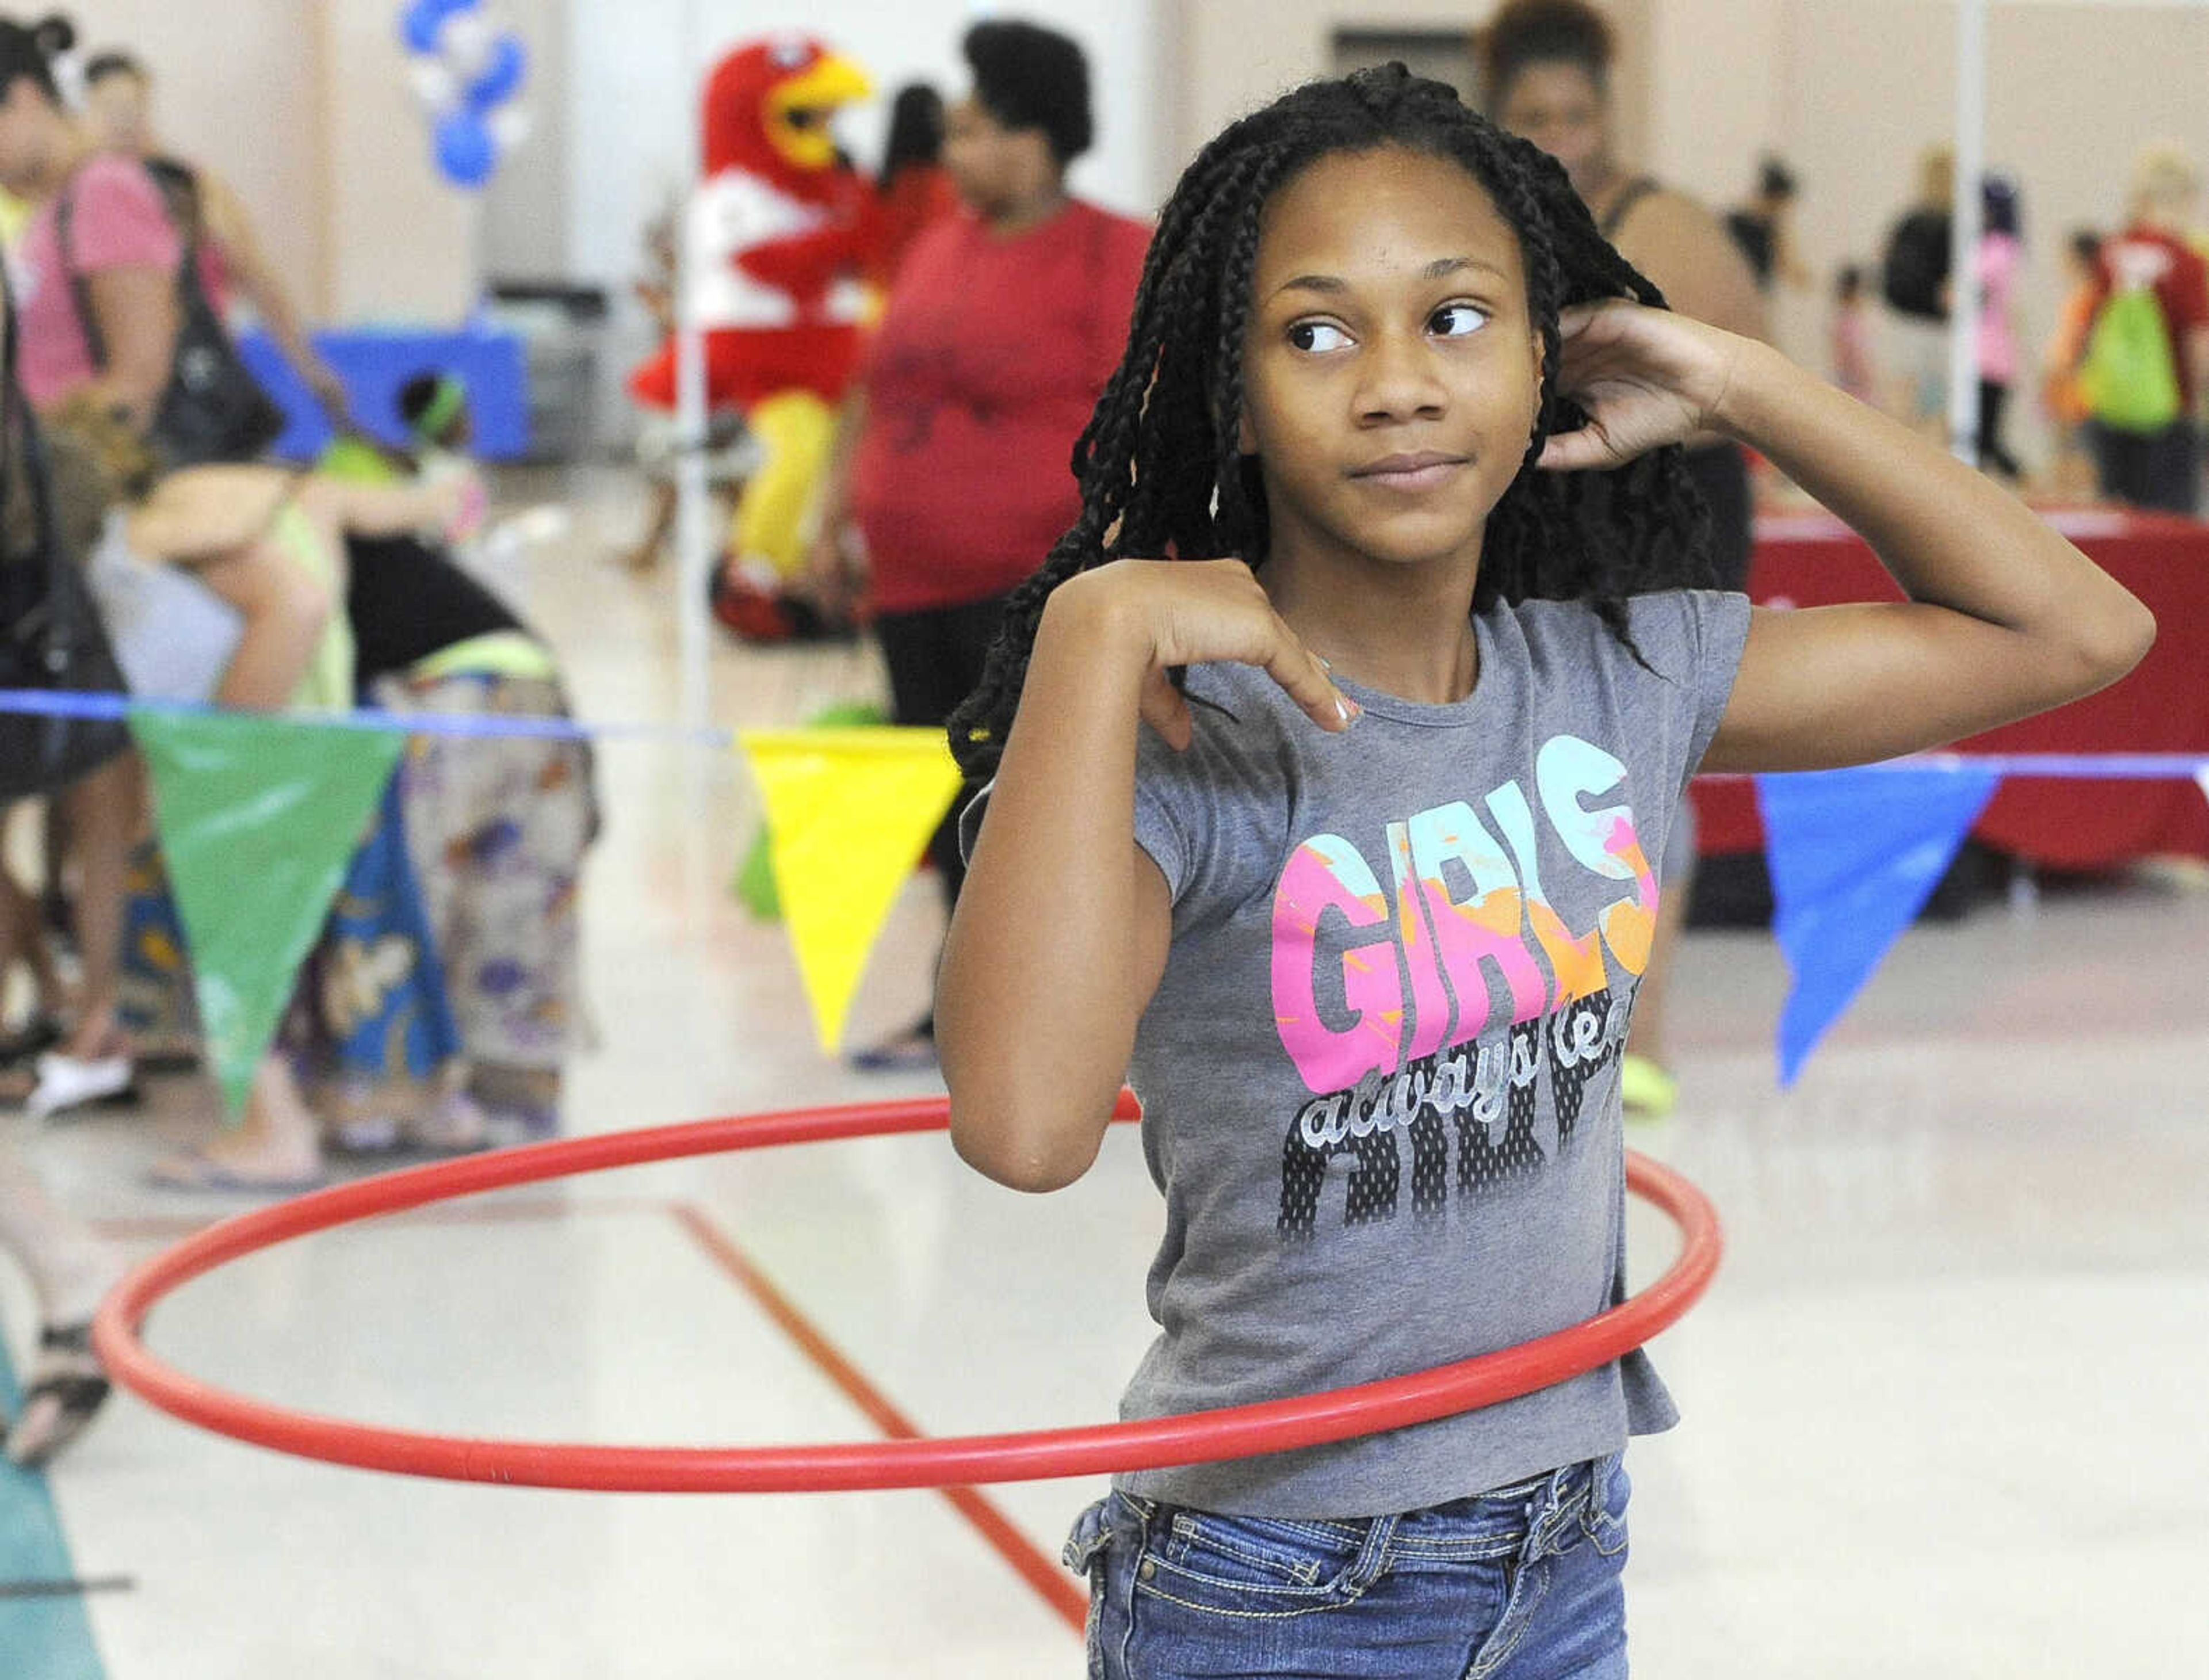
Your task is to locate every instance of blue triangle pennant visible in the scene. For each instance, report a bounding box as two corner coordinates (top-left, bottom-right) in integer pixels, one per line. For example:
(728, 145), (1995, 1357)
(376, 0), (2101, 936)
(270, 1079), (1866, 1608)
(1756, 765), (2001, 1085)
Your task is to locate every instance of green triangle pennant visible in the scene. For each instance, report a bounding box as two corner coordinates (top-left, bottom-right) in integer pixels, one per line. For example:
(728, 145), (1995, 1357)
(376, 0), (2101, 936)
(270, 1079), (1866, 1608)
(129, 708), (403, 1118)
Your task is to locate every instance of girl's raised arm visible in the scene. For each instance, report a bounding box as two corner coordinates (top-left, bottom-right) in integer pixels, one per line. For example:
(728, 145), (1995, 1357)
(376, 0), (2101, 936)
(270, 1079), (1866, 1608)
(1542, 305), (2156, 772)
(937, 559), (1350, 1192)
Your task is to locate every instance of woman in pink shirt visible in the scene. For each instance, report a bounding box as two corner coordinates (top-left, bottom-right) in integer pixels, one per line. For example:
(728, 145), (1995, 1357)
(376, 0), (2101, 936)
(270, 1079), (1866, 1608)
(1830, 264), (1879, 406)
(1975, 174), (2024, 480)
(0, 19), (324, 703)
(78, 47), (349, 419)
(0, 18), (328, 1097)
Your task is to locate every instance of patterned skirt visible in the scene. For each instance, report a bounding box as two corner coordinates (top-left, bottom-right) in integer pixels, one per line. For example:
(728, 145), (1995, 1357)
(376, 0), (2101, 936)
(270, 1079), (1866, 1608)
(120, 778), (465, 1105)
(375, 670), (599, 1074)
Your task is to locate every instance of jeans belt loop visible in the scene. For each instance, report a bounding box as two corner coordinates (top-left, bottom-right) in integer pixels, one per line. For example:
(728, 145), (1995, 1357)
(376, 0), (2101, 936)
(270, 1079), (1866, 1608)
(1350, 1511), (1399, 1591)
(1532, 1463), (1589, 1559)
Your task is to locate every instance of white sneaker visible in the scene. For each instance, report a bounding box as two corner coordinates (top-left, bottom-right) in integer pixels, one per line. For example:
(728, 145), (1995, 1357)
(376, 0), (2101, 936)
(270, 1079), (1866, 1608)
(26, 1053), (135, 1119)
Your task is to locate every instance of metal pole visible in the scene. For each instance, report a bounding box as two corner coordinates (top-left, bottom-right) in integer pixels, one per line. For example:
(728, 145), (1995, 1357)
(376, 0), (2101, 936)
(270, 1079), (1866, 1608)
(671, 1), (724, 922)
(673, 0), (713, 732)
(1947, 0), (1988, 466)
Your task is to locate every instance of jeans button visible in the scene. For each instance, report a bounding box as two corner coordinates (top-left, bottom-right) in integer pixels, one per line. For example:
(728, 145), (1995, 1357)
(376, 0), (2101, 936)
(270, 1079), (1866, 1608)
(1138, 1559), (1157, 1581)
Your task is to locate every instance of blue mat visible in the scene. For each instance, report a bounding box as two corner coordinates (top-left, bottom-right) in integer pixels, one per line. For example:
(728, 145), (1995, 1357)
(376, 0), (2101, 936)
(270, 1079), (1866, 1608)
(0, 1335), (108, 1679)
(238, 324), (530, 461)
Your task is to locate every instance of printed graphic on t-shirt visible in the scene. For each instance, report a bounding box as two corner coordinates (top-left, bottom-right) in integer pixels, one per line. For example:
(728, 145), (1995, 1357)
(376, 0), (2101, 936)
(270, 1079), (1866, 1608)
(1270, 734), (1653, 1237)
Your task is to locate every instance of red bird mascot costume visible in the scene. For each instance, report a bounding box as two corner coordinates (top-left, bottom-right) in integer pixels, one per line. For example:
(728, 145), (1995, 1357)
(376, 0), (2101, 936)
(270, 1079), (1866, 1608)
(628, 35), (872, 640)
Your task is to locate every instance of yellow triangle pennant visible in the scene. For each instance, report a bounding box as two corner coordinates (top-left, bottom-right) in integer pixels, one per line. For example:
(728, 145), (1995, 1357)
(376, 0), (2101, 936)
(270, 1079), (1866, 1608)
(738, 727), (964, 1052)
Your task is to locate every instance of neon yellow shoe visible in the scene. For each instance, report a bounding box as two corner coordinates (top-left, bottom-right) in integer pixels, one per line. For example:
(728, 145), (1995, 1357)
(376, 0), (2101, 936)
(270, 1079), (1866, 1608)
(1619, 1053), (1677, 1121)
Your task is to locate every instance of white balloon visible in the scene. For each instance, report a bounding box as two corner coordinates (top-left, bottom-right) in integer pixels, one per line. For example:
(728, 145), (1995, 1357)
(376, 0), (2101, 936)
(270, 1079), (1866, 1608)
(487, 106), (534, 151)
(408, 58), (458, 112)
(436, 12), (496, 78)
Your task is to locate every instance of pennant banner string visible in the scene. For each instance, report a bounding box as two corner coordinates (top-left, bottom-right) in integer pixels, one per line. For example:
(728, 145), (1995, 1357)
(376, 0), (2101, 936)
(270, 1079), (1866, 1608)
(5, 688), (2207, 780)
(0, 688), (725, 749)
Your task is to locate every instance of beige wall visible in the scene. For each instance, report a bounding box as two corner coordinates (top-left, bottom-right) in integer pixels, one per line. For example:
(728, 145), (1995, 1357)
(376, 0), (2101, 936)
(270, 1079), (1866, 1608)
(68, 0), (484, 320)
(1755, 1), (2209, 456)
(1174, 0), (1489, 165)
(318, 0), (478, 319)
(1167, 0), (1649, 175)
(1644, 0), (1783, 208)
(478, 0), (567, 281)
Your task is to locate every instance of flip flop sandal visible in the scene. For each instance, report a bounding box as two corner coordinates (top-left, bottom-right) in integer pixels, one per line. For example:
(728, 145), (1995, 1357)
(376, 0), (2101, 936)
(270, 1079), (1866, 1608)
(5, 1323), (112, 1469)
(145, 1149), (329, 1196)
(325, 1119), (408, 1160)
(847, 1017), (938, 1074)
(400, 1091), (493, 1158)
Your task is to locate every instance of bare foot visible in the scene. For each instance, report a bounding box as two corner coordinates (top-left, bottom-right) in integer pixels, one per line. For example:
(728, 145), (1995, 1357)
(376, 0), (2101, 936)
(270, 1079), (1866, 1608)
(57, 1003), (131, 1065)
(148, 1056), (325, 1190)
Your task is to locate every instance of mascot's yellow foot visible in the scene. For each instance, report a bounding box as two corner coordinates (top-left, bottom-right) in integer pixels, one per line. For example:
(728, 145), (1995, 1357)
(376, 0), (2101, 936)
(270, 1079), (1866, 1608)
(1619, 1053), (1677, 1121)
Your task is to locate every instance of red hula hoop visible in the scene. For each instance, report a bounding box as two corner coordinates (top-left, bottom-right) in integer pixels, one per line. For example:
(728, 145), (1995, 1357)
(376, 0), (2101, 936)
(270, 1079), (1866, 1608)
(93, 1094), (1721, 1494)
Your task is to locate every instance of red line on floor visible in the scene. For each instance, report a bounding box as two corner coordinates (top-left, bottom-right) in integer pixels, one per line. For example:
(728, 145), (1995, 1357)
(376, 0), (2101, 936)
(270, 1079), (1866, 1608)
(669, 1201), (1088, 1637)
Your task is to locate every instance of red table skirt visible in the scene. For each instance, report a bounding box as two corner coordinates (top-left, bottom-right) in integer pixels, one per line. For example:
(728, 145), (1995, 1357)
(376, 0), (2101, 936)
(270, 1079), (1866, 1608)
(1692, 507), (2209, 868)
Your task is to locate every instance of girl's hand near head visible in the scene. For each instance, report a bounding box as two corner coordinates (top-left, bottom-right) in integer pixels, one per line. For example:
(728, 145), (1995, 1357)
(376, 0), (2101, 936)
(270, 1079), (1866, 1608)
(1531, 301), (2150, 774)
(1537, 301), (1751, 472)
(1053, 559), (1360, 751)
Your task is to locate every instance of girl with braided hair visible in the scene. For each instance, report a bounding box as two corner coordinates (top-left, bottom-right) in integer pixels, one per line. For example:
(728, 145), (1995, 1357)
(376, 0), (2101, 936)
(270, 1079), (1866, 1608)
(938, 66), (2150, 1675)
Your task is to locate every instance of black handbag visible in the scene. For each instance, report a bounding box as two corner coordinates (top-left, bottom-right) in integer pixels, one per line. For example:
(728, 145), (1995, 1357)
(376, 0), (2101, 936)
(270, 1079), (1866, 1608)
(58, 161), (287, 469)
(0, 259), (131, 803)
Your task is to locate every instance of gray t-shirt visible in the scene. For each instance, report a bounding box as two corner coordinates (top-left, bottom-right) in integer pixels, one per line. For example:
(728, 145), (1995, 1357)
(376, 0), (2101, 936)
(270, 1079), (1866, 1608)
(1113, 589), (1750, 1518)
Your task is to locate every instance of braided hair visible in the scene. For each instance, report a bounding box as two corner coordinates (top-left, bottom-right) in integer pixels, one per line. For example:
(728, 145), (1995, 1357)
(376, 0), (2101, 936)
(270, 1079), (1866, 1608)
(947, 62), (1714, 782)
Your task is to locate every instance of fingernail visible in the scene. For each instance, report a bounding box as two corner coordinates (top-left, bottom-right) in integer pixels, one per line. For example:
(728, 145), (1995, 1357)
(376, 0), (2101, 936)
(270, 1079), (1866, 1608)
(1335, 694), (1359, 726)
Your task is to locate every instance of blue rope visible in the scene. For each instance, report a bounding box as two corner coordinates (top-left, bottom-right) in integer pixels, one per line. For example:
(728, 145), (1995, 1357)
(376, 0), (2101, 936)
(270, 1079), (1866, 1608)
(0, 688), (730, 749)
(3, 688), (2207, 778)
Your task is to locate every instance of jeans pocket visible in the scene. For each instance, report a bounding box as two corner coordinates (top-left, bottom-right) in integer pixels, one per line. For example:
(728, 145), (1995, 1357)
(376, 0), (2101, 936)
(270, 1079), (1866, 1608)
(1141, 1507), (1368, 1619)
(1581, 1454), (1631, 1559)
(1065, 1496), (1117, 1578)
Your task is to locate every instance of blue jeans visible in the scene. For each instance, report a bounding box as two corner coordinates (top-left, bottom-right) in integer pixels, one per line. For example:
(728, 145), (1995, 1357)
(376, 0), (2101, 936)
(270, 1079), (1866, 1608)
(1065, 1457), (1630, 1679)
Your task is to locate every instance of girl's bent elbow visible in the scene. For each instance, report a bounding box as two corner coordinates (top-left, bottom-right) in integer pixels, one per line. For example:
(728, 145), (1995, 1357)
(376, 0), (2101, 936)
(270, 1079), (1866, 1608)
(2074, 595), (2157, 692)
(2111, 597), (2158, 675)
(947, 1101), (1094, 1193)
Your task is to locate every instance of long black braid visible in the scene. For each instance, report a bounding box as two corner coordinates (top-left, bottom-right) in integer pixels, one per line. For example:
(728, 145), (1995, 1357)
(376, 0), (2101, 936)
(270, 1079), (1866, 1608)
(947, 63), (1715, 782)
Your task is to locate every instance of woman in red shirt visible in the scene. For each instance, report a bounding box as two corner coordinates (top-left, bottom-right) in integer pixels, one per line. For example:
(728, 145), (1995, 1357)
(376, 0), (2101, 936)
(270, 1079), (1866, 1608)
(811, 21), (1148, 1068)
